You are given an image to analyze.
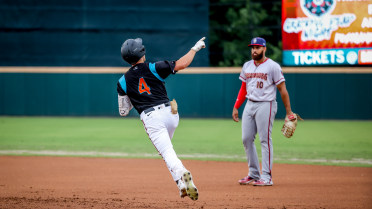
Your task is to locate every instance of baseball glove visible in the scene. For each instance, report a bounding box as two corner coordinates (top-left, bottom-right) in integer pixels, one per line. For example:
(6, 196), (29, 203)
(170, 99), (178, 114)
(281, 113), (303, 138)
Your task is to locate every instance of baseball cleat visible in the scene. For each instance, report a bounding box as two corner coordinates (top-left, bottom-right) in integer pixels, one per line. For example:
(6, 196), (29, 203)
(181, 171), (198, 201)
(177, 180), (187, 198)
(252, 179), (273, 186)
(238, 176), (257, 185)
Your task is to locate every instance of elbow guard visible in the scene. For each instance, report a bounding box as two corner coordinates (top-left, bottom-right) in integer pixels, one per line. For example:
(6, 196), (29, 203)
(118, 95), (133, 116)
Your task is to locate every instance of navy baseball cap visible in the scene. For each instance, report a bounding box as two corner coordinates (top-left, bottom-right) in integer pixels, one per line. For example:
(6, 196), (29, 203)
(248, 37), (266, 47)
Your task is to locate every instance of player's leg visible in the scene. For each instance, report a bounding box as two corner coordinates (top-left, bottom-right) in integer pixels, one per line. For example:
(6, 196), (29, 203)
(156, 107), (184, 180)
(162, 108), (198, 200)
(255, 101), (277, 185)
(164, 106), (179, 140)
(141, 111), (185, 181)
(141, 109), (197, 200)
(241, 102), (260, 181)
(151, 130), (192, 198)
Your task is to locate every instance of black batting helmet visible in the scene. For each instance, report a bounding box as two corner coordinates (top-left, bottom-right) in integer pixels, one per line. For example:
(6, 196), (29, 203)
(121, 38), (146, 65)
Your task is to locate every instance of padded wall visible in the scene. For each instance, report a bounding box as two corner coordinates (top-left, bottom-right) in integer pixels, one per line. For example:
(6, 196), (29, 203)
(0, 0), (209, 67)
(1, 72), (371, 119)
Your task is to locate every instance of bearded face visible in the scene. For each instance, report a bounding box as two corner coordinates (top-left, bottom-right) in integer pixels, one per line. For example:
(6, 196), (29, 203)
(251, 46), (265, 61)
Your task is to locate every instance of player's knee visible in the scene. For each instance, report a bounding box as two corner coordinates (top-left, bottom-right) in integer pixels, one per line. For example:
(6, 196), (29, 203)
(242, 136), (254, 146)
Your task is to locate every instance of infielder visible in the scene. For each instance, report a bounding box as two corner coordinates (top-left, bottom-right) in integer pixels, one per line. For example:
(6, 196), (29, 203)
(116, 37), (206, 200)
(232, 37), (294, 186)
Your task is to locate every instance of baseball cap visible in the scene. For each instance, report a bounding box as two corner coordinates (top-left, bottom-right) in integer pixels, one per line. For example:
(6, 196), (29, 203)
(248, 37), (266, 47)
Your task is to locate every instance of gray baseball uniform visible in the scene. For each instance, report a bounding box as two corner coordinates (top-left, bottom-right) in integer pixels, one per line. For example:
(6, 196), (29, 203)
(239, 58), (285, 183)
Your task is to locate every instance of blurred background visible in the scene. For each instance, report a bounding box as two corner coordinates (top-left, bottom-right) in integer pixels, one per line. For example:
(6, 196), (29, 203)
(0, 0), (371, 119)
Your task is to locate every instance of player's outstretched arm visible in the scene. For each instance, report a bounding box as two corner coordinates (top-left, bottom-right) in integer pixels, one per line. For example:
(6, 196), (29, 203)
(174, 37), (206, 71)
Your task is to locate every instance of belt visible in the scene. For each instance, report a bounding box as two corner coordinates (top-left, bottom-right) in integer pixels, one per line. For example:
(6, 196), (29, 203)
(143, 102), (171, 114)
(249, 99), (260, 102)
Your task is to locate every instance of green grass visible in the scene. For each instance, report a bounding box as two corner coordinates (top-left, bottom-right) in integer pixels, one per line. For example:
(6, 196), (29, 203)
(0, 117), (371, 167)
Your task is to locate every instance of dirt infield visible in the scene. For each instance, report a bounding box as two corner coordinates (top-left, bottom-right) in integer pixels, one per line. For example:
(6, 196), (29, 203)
(0, 156), (371, 209)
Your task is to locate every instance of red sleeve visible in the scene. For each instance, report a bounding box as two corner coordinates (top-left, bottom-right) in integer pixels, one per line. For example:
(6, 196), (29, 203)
(234, 82), (247, 109)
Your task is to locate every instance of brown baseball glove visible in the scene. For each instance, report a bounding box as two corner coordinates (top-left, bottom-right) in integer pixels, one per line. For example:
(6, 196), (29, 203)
(170, 99), (178, 114)
(281, 113), (303, 138)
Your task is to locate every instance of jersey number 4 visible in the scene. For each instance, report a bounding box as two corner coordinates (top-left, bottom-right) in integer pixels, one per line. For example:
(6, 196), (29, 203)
(139, 77), (151, 95)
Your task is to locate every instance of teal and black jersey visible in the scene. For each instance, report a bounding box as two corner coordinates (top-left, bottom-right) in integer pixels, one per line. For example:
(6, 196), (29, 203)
(117, 61), (176, 114)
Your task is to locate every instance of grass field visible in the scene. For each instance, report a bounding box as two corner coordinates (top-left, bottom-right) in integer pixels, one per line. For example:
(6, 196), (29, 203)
(0, 116), (371, 167)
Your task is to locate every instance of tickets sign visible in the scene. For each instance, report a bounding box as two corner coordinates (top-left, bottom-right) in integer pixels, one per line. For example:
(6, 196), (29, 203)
(282, 0), (372, 66)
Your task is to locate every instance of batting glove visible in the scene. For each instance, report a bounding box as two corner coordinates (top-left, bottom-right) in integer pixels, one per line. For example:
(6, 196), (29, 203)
(191, 37), (206, 52)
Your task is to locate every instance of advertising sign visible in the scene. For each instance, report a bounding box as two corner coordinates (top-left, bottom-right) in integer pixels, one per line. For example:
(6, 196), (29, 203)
(282, 0), (372, 66)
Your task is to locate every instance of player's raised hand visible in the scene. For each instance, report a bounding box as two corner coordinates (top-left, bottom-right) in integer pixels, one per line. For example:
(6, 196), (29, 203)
(191, 37), (206, 52)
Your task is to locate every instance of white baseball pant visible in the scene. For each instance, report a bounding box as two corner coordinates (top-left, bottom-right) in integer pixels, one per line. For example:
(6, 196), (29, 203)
(140, 103), (186, 181)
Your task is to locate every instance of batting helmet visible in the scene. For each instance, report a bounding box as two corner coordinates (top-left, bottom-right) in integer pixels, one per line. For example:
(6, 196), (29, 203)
(121, 38), (146, 65)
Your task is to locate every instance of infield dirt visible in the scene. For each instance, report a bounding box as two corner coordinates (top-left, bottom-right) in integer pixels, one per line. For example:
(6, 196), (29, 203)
(0, 156), (371, 209)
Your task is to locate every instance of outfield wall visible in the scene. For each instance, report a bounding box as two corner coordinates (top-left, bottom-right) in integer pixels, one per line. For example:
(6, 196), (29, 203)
(0, 0), (209, 67)
(0, 67), (371, 119)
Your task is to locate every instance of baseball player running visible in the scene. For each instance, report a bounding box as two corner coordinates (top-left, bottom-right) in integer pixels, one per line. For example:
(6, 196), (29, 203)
(232, 37), (294, 186)
(117, 37), (206, 200)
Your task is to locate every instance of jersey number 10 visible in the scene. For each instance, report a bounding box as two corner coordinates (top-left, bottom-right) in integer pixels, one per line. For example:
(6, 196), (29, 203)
(256, 81), (263, 89)
(139, 77), (152, 95)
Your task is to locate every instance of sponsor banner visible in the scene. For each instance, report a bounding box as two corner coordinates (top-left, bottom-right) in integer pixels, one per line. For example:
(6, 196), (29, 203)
(283, 48), (372, 66)
(282, 0), (372, 66)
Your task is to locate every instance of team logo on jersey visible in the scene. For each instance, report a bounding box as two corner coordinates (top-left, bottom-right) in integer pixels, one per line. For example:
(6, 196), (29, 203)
(300, 0), (336, 18)
(245, 73), (268, 81)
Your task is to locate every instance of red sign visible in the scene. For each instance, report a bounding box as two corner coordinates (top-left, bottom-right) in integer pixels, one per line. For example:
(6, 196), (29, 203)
(282, 0), (372, 50)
